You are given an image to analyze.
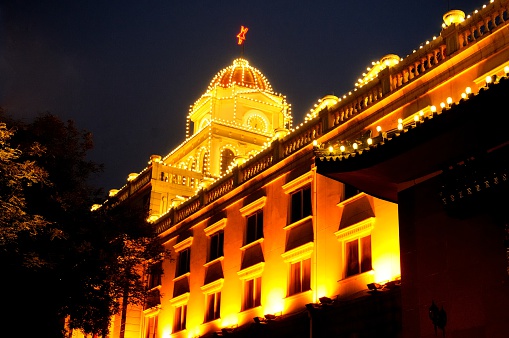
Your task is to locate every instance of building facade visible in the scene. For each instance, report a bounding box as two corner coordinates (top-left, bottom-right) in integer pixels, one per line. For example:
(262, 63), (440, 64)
(99, 1), (509, 337)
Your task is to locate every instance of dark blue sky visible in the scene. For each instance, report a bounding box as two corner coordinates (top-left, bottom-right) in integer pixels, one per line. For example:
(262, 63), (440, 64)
(0, 0), (484, 191)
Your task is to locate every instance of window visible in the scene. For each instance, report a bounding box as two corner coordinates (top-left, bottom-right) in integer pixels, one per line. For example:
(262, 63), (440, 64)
(344, 183), (361, 200)
(176, 248), (191, 277)
(221, 149), (235, 174)
(246, 210), (263, 245)
(209, 231), (224, 261)
(288, 258), (311, 296)
(243, 277), (261, 310)
(145, 316), (158, 338)
(144, 289), (161, 309)
(147, 261), (162, 289)
(345, 235), (372, 277)
(204, 292), (221, 322)
(173, 305), (187, 332)
(290, 186), (312, 224)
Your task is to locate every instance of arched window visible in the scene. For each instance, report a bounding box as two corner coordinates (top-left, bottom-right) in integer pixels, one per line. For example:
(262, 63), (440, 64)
(221, 149), (235, 174)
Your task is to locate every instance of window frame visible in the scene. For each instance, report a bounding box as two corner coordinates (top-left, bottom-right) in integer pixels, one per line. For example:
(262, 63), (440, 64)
(173, 304), (187, 332)
(173, 237), (193, 278)
(281, 242), (314, 297)
(289, 186), (312, 224)
(282, 172), (314, 226)
(240, 197), (267, 248)
(245, 210), (264, 245)
(288, 258), (311, 296)
(204, 291), (221, 322)
(170, 293), (189, 333)
(243, 276), (262, 311)
(345, 235), (372, 278)
(335, 217), (374, 279)
(237, 262), (264, 311)
(200, 278), (224, 323)
(204, 218), (227, 263)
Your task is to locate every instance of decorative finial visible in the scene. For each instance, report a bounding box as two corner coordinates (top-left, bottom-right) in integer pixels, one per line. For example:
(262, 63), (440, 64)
(237, 25), (248, 45)
(237, 25), (248, 58)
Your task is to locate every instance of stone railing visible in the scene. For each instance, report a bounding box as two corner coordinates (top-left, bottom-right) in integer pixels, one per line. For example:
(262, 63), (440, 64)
(282, 120), (323, 156)
(458, 0), (508, 50)
(174, 196), (202, 224)
(326, 0), (509, 132)
(204, 175), (235, 205)
(330, 80), (383, 128)
(130, 168), (152, 194)
(239, 149), (274, 183)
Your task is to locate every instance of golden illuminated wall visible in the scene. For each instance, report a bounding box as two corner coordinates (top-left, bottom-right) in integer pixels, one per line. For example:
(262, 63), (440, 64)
(153, 161), (400, 338)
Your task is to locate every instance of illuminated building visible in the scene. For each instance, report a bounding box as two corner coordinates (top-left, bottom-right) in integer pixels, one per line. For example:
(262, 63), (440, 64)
(101, 1), (509, 337)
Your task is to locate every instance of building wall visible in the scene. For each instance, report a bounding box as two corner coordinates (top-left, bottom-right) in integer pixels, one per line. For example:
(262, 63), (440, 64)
(154, 159), (400, 337)
(399, 174), (509, 338)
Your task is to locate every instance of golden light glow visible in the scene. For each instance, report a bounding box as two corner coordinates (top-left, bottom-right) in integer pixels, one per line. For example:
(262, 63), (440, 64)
(221, 314), (239, 328)
(340, 145), (345, 152)
(265, 288), (284, 315)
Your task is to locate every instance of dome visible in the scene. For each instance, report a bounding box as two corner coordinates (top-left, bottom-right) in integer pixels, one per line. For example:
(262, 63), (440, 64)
(207, 58), (273, 92)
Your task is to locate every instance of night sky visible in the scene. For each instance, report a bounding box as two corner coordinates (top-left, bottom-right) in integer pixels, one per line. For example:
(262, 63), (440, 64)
(0, 0), (484, 191)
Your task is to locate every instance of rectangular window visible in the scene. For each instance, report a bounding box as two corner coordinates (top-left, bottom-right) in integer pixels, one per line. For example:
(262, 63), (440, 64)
(209, 231), (224, 261)
(176, 248), (190, 277)
(147, 261), (162, 289)
(243, 277), (261, 310)
(344, 183), (361, 200)
(173, 305), (187, 332)
(288, 258), (311, 296)
(345, 235), (372, 277)
(290, 187), (312, 224)
(246, 210), (264, 245)
(145, 315), (158, 338)
(204, 292), (221, 322)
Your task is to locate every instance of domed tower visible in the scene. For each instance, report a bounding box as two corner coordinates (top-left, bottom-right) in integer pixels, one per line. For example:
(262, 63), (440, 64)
(162, 58), (291, 180)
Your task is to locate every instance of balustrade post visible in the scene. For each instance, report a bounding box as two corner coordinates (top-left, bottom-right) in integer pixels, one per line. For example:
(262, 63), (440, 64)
(380, 67), (392, 95)
(441, 10), (464, 56)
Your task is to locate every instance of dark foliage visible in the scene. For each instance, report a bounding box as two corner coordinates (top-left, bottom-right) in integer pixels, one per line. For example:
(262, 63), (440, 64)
(0, 110), (166, 337)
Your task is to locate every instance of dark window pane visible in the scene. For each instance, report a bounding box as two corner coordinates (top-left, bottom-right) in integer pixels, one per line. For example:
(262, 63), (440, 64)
(344, 183), (361, 200)
(209, 232), (224, 261)
(291, 192), (301, 223)
(247, 215), (257, 243)
(346, 240), (359, 277)
(290, 187), (312, 224)
(254, 277), (261, 307)
(177, 248), (190, 276)
(302, 187), (312, 217)
(256, 211), (264, 240)
(246, 211), (264, 244)
(360, 235), (372, 273)
(302, 258), (311, 291)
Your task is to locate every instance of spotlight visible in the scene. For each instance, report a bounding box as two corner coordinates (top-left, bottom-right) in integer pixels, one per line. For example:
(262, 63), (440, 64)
(319, 296), (334, 305)
(253, 317), (265, 324)
(264, 314), (277, 320)
(367, 283), (382, 292)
